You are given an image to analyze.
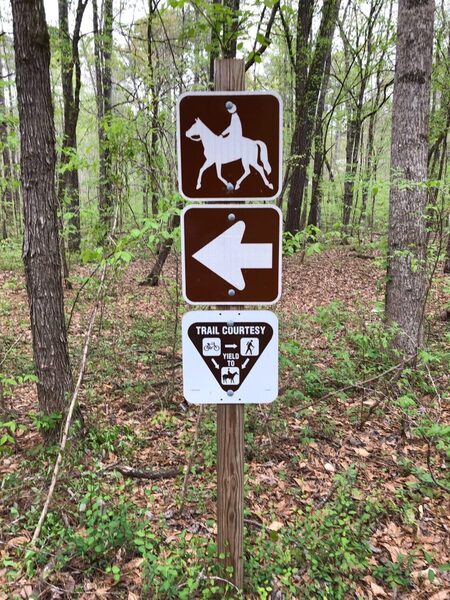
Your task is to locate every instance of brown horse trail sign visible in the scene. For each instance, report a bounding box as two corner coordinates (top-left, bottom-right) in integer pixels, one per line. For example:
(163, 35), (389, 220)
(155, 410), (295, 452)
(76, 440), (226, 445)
(182, 204), (282, 305)
(176, 91), (282, 200)
(182, 310), (278, 404)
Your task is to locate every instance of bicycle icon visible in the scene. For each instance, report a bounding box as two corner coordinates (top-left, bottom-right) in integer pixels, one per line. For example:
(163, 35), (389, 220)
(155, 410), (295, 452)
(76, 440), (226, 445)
(204, 341), (220, 352)
(202, 337), (221, 356)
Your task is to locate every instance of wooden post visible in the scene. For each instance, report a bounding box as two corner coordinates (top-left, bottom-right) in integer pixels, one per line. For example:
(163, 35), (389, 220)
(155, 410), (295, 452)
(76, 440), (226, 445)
(215, 57), (245, 591)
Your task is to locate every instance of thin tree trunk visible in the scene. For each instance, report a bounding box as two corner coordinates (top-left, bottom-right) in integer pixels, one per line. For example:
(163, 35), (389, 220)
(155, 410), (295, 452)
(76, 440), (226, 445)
(11, 0), (72, 437)
(385, 0), (435, 355)
(285, 0), (340, 234)
(209, 0), (221, 85)
(444, 232), (450, 274)
(0, 55), (14, 239)
(147, 0), (160, 217)
(359, 83), (380, 240)
(308, 50), (332, 228)
(93, 0), (114, 232)
(58, 0), (87, 252)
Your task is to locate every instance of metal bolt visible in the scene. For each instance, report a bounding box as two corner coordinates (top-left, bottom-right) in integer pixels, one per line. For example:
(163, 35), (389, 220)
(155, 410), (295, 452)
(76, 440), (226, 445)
(228, 289), (236, 297)
(226, 182), (234, 191)
(227, 320), (234, 326)
(225, 101), (233, 110)
(227, 389), (234, 397)
(228, 213), (236, 222)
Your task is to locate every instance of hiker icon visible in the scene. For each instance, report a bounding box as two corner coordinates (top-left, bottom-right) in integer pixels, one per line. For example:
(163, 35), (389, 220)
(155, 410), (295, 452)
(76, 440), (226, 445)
(221, 366), (240, 386)
(240, 337), (259, 356)
(185, 100), (273, 192)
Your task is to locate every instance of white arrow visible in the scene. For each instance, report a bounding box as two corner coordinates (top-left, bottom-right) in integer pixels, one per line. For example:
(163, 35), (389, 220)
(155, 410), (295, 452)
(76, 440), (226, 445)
(192, 221), (272, 291)
(225, 344), (237, 349)
(242, 358), (250, 369)
(211, 358), (220, 369)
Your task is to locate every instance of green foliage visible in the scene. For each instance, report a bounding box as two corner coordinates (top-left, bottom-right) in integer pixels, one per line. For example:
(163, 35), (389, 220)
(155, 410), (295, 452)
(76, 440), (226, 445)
(138, 530), (226, 598)
(245, 467), (384, 599)
(0, 239), (22, 271)
(0, 373), (38, 396)
(373, 554), (414, 590)
(0, 374), (37, 454)
(0, 418), (25, 454)
(282, 225), (321, 257)
(74, 483), (135, 562)
(84, 423), (139, 456)
(30, 411), (62, 433)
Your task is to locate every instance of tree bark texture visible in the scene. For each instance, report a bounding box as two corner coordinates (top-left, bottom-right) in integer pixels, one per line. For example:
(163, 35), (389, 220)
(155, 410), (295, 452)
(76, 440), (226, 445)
(11, 0), (72, 429)
(58, 0), (87, 252)
(285, 0), (340, 234)
(385, 0), (435, 355)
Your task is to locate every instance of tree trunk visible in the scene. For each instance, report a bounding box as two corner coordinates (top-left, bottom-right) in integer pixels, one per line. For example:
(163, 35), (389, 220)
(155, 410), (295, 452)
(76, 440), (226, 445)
(308, 49), (332, 229)
(359, 80), (380, 240)
(285, 0), (340, 234)
(444, 232), (450, 274)
(0, 55), (14, 239)
(58, 0), (87, 252)
(385, 0), (435, 356)
(209, 0), (221, 85)
(93, 0), (114, 233)
(223, 0), (240, 58)
(11, 0), (72, 436)
(147, 0), (160, 217)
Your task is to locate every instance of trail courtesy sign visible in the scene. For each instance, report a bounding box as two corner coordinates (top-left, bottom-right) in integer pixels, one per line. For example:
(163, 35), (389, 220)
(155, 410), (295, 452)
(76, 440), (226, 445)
(181, 205), (282, 305)
(177, 92), (282, 200)
(182, 311), (278, 404)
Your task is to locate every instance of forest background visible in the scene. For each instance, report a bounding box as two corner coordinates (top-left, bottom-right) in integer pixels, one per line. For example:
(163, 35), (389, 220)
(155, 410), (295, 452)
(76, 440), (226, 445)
(0, 0), (449, 597)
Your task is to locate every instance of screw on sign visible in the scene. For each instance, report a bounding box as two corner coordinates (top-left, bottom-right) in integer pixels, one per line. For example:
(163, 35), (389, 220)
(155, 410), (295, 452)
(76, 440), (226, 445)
(182, 310), (278, 404)
(177, 91), (283, 200)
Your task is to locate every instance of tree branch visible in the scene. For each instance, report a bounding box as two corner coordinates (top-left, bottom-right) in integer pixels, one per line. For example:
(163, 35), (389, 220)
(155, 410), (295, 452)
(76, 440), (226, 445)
(245, 1), (280, 71)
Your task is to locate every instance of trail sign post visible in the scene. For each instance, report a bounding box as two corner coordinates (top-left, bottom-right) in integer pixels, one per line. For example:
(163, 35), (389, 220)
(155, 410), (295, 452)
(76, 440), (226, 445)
(182, 205), (282, 305)
(182, 310), (278, 404)
(177, 91), (282, 200)
(177, 58), (283, 592)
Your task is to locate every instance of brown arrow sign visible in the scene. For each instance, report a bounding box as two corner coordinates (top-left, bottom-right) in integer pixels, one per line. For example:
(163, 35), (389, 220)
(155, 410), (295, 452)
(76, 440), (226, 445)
(181, 205), (282, 305)
(177, 92), (282, 200)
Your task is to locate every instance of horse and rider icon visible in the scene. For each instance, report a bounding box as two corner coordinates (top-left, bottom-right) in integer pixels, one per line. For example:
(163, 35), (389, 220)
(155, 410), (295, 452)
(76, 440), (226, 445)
(185, 100), (273, 192)
(221, 366), (240, 386)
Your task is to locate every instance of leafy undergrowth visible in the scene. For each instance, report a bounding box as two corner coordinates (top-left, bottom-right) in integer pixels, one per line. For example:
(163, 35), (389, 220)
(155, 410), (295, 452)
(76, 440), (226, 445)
(0, 246), (449, 599)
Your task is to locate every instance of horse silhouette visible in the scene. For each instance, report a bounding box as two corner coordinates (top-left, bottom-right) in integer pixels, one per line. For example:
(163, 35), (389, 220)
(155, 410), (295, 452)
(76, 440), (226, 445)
(186, 118), (273, 191)
(222, 368), (238, 384)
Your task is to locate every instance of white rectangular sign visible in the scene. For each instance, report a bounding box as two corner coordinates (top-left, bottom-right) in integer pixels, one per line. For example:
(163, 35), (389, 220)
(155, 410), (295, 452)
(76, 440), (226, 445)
(182, 310), (278, 404)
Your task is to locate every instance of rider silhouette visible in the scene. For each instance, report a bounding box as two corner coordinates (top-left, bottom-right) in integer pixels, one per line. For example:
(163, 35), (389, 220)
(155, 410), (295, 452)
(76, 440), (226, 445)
(221, 101), (242, 141)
